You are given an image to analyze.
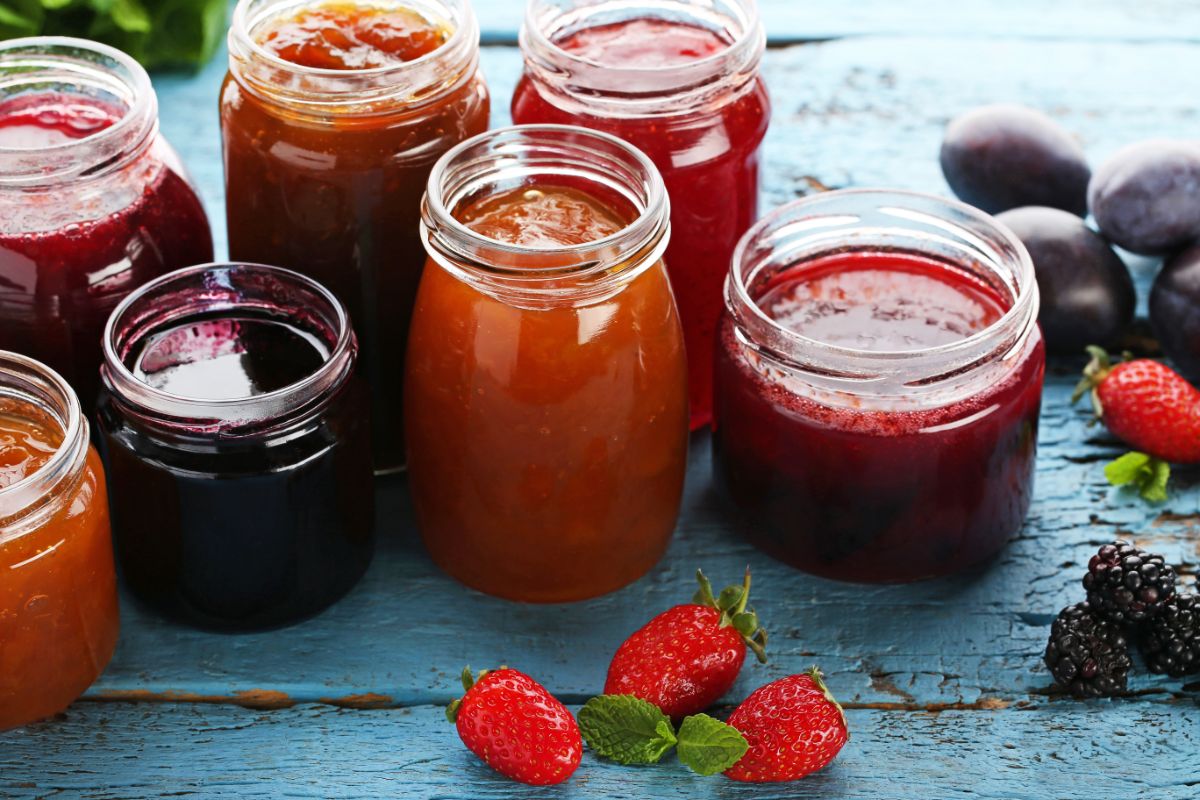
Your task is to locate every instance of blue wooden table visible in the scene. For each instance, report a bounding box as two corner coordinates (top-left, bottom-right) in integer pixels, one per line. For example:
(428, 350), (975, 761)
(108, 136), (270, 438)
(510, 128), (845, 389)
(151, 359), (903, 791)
(4, 2), (1200, 797)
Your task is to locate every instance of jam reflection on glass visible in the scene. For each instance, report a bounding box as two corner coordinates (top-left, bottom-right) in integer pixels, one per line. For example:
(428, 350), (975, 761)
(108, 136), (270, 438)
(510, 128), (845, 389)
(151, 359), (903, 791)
(513, 16), (770, 429)
(0, 94), (213, 409)
(714, 251), (1045, 583)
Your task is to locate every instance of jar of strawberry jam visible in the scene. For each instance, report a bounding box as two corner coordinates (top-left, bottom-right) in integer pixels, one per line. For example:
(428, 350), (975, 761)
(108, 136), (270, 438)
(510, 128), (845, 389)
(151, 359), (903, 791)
(222, 0), (490, 473)
(714, 190), (1045, 583)
(0, 351), (117, 730)
(408, 125), (689, 602)
(513, 0), (769, 430)
(98, 264), (374, 630)
(0, 38), (213, 411)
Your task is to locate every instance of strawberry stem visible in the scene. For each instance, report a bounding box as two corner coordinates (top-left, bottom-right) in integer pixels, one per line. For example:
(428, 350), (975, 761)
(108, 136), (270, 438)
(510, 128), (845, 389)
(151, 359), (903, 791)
(1072, 345), (1116, 416)
(694, 568), (769, 664)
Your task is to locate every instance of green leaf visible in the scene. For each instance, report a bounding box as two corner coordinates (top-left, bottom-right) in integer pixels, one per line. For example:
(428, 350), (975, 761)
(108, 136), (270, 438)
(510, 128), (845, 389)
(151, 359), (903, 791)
(109, 0), (150, 32)
(676, 714), (749, 776)
(0, 0), (42, 35)
(578, 695), (677, 765)
(1105, 451), (1171, 503)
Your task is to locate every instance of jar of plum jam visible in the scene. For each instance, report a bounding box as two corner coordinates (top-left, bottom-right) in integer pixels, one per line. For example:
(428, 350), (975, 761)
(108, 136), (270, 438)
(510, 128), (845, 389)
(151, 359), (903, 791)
(714, 190), (1045, 583)
(513, 0), (769, 430)
(408, 125), (689, 602)
(0, 38), (213, 411)
(0, 351), (117, 730)
(98, 264), (374, 630)
(222, 0), (490, 472)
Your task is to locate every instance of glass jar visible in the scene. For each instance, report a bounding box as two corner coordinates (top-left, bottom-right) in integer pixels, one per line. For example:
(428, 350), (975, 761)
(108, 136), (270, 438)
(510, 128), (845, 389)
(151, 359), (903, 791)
(98, 263), (374, 630)
(512, 0), (769, 430)
(222, 0), (491, 472)
(714, 190), (1045, 583)
(0, 351), (117, 730)
(0, 37), (214, 411)
(409, 125), (689, 602)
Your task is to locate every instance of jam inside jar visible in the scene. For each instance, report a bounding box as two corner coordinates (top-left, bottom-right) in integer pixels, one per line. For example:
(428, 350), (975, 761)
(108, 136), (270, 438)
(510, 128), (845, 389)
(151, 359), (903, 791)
(98, 264), (374, 630)
(513, 0), (770, 430)
(408, 125), (689, 602)
(0, 38), (213, 411)
(0, 351), (117, 730)
(714, 190), (1045, 583)
(222, 0), (490, 472)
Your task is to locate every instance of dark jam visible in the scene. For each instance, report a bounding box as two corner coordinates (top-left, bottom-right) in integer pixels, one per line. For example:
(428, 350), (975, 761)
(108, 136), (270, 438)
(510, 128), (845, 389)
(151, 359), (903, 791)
(714, 252), (1044, 583)
(99, 300), (374, 631)
(512, 18), (770, 429)
(0, 94), (213, 410)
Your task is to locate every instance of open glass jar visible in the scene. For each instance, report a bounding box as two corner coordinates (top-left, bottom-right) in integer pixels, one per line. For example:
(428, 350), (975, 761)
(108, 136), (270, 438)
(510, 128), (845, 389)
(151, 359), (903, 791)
(0, 37), (213, 410)
(0, 351), (117, 730)
(408, 125), (689, 602)
(714, 190), (1045, 583)
(98, 263), (374, 630)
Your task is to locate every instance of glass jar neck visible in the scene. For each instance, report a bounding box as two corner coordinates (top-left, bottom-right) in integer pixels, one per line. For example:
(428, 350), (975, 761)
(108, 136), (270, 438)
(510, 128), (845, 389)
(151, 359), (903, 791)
(0, 37), (157, 189)
(727, 189), (1040, 406)
(0, 351), (89, 535)
(101, 263), (357, 438)
(228, 0), (481, 118)
(519, 0), (765, 119)
(421, 124), (671, 308)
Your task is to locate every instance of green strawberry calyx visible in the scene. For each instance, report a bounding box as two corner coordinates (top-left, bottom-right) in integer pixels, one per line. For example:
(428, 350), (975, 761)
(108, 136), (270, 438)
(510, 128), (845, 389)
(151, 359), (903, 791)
(806, 666), (848, 736)
(446, 665), (503, 723)
(1071, 345), (1118, 417)
(693, 568), (768, 663)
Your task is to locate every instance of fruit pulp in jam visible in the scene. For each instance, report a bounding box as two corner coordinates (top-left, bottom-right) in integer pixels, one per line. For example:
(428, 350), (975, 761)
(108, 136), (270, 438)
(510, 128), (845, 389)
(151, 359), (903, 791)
(512, 17), (770, 429)
(713, 252), (1045, 583)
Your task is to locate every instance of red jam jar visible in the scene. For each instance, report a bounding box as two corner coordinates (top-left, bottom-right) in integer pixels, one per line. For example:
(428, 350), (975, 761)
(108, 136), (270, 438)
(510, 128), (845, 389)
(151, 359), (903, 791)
(512, 0), (770, 429)
(714, 190), (1045, 583)
(0, 351), (117, 730)
(0, 38), (213, 410)
(222, 0), (490, 472)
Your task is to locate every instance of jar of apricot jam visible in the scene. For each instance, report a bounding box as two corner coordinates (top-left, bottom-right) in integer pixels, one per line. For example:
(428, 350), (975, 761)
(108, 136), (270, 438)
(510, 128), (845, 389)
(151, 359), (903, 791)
(222, 0), (490, 472)
(0, 38), (213, 410)
(408, 125), (689, 602)
(0, 351), (117, 730)
(714, 190), (1045, 583)
(513, 0), (769, 430)
(98, 264), (374, 630)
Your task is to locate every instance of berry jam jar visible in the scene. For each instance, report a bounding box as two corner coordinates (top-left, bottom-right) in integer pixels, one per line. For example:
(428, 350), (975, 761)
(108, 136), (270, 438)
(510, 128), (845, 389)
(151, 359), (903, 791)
(0, 38), (213, 411)
(714, 190), (1045, 583)
(0, 351), (117, 730)
(409, 125), (688, 602)
(98, 264), (374, 630)
(222, 0), (490, 472)
(512, 0), (769, 429)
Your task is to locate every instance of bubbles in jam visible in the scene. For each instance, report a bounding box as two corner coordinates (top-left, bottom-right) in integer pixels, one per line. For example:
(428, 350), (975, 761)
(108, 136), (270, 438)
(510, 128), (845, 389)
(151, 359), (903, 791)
(0, 404), (61, 489)
(256, 1), (449, 69)
(555, 18), (730, 68)
(456, 185), (629, 248)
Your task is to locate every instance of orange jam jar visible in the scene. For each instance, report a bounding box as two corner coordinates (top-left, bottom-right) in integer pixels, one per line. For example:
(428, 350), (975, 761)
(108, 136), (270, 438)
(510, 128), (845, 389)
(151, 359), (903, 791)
(0, 351), (116, 730)
(222, 0), (490, 472)
(408, 126), (688, 602)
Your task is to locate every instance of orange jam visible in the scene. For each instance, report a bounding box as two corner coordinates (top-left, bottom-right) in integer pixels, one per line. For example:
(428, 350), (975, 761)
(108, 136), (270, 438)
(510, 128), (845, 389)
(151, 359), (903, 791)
(0, 399), (116, 730)
(405, 184), (689, 602)
(257, 2), (448, 69)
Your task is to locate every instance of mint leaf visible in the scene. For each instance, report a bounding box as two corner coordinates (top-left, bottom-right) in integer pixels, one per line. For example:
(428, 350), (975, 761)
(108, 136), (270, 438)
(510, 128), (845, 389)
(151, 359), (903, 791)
(578, 695), (677, 765)
(676, 714), (748, 776)
(1105, 451), (1171, 503)
(110, 0), (151, 33)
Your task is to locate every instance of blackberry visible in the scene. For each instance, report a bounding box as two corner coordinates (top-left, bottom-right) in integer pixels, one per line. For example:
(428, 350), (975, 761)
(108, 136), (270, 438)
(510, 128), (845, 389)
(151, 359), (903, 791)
(1044, 602), (1132, 698)
(1082, 541), (1176, 624)
(1139, 594), (1200, 677)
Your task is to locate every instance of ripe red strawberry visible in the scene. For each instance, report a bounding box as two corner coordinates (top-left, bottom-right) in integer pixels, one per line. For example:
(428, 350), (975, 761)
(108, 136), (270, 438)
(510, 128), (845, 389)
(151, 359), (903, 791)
(605, 569), (767, 720)
(447, 667), (582, 786)
(724, 668), (848, 783)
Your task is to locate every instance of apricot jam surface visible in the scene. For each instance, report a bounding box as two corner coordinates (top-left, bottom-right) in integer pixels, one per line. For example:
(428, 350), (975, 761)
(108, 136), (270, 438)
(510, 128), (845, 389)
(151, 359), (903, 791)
(257, 1), (448, 69)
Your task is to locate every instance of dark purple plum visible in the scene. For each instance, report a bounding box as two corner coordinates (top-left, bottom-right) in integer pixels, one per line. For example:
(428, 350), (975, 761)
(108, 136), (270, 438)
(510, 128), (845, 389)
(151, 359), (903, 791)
(1150, 244), (1200, 382)
(1089, 140), (1200, 255)
(997, 206), (1134, 353)
(940, 104), (1091, 215)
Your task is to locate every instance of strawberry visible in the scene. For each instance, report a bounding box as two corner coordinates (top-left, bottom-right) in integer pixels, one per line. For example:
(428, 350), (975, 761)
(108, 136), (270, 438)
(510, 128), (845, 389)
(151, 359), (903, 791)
(604, 569), (767, 720)
(447, 667), (582, 786)
(724, 668), (849, 783)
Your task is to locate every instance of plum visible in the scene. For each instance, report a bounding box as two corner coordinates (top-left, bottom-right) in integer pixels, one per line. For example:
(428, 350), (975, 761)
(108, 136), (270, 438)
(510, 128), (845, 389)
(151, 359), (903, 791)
(1150, 244), (1200, 382)
(1088, 140), (1200, 255)
(940, 104), (1091, 215)
(997, 206), (1134, 353)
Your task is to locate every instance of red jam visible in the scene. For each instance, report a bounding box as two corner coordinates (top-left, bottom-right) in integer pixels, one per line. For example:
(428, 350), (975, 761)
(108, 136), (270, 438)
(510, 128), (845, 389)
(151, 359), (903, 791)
(714, 251), (1045, 583)
(512, 17), (770, 429)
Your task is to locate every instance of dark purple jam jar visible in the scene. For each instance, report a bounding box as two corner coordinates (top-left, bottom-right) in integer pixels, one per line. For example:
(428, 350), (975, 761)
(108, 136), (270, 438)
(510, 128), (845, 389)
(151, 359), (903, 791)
(98, 263), (374, 630)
